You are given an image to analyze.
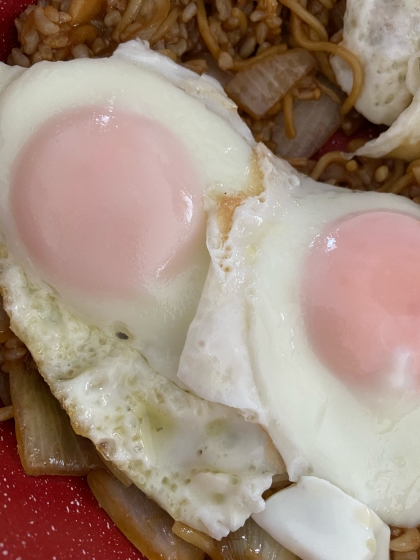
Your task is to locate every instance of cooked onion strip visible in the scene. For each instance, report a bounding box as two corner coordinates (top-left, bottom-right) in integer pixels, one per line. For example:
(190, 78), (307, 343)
(283, 92), (296, 139)
(291, 13), (363, 115)
(88, 470), (204, 560)
(97, 452), (133, 487)
(0, 405), (13, 422)
(0, 372), (11, 406)
(149, 6), (180, 44)
(174, 517), (295, 560)
(173, 522), (222, 559)
(226, 48), (316, 119)
(273, 93), (341, 158)
(310, 151), (347, 180)
(9, 361), (101, 475)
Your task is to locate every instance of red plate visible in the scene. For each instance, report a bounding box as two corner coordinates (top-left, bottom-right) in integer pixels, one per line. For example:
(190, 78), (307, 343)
(0, 5), (145, 558)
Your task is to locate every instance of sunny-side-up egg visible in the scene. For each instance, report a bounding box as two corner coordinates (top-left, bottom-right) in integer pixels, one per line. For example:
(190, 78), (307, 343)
(0, 40), (285, 539)
(331, 0), (420, 126)
(178, 143), (420, 558)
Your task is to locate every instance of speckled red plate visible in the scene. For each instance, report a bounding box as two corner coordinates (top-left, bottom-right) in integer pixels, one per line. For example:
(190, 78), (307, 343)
(0, 4), (145, 558)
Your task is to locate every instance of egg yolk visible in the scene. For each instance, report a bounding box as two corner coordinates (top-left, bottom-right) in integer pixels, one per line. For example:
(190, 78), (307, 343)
(11, 107), (203, 297)
(301, 211), (420, 389)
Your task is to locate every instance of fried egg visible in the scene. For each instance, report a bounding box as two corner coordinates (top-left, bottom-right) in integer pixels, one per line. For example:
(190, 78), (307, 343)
(331, 0), (420, 125)
(178, 143), (420, 536)
(0, 42), (284, 538)
(354, 84), (420, 161)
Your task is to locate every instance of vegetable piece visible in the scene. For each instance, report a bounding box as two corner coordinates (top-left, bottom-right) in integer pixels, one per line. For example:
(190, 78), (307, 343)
(87, 469), (205, 560)
(68, 0), (105, 25)
(272, 92), (341, 158)
(200, 52), (233, 87)
(0, 372), (11, 406)
(173, 518), (299, 560)
(69, 23), (99, 46)
(9, 362), (101, 475)
(0, 405), (13, 422)
(220, 518), (299, 560)
(225, 49), (316, 119)
(0, 295), (13, 344)
(96, 451), (133, 487)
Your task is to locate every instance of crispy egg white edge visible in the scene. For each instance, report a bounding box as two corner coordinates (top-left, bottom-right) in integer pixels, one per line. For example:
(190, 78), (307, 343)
(331, 0), (420, 125)
(355, 85), (420, 161)
(115, 40), (256, 147)
(0, 47), (286, 538)
(0, 247), (284, 539)
(178, 143), (420, 528)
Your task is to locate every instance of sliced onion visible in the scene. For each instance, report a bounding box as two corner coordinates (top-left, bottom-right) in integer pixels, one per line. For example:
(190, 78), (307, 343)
(272, 92), (341, 158)
(0, 405), (13, 422)
(0, 372), (11, 406)
(88, 469), (205, 560)
(225, 49), (316, 119)
(220, 518), (299, 560)
(9, 361), (101, 475)
(97, 451), (133, 487)
(173, 518), (299, 560)
(0, 296), (13, 344)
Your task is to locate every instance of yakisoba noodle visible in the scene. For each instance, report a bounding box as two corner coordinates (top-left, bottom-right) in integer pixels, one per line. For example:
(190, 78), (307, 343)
(289, 10), (363, 115)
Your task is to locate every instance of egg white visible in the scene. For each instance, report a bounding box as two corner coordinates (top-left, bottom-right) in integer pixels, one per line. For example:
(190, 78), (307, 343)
(0, 40), (255, 385)
(354, 84), (420, 161)
(331, 0), (420, 126)
(0, 45), (284, 538)
(178, 143), (420, 528)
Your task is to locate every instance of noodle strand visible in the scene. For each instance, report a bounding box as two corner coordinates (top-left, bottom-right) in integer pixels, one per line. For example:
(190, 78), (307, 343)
(310, 151), (347, 181)
(280, 0), (328, 41)
(196, 0), (221, 60)
(291, 13), (363, 115)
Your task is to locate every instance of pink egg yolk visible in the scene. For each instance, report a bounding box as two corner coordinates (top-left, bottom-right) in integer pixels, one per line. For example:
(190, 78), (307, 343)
(11, 107), (204, 298)
(301, 211), (420, 390)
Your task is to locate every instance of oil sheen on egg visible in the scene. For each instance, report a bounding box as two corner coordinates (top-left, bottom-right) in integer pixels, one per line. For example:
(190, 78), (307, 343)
(331, 0), (420, 126)
(178, 143), (420, 530)
(0, 43), (284, 538)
